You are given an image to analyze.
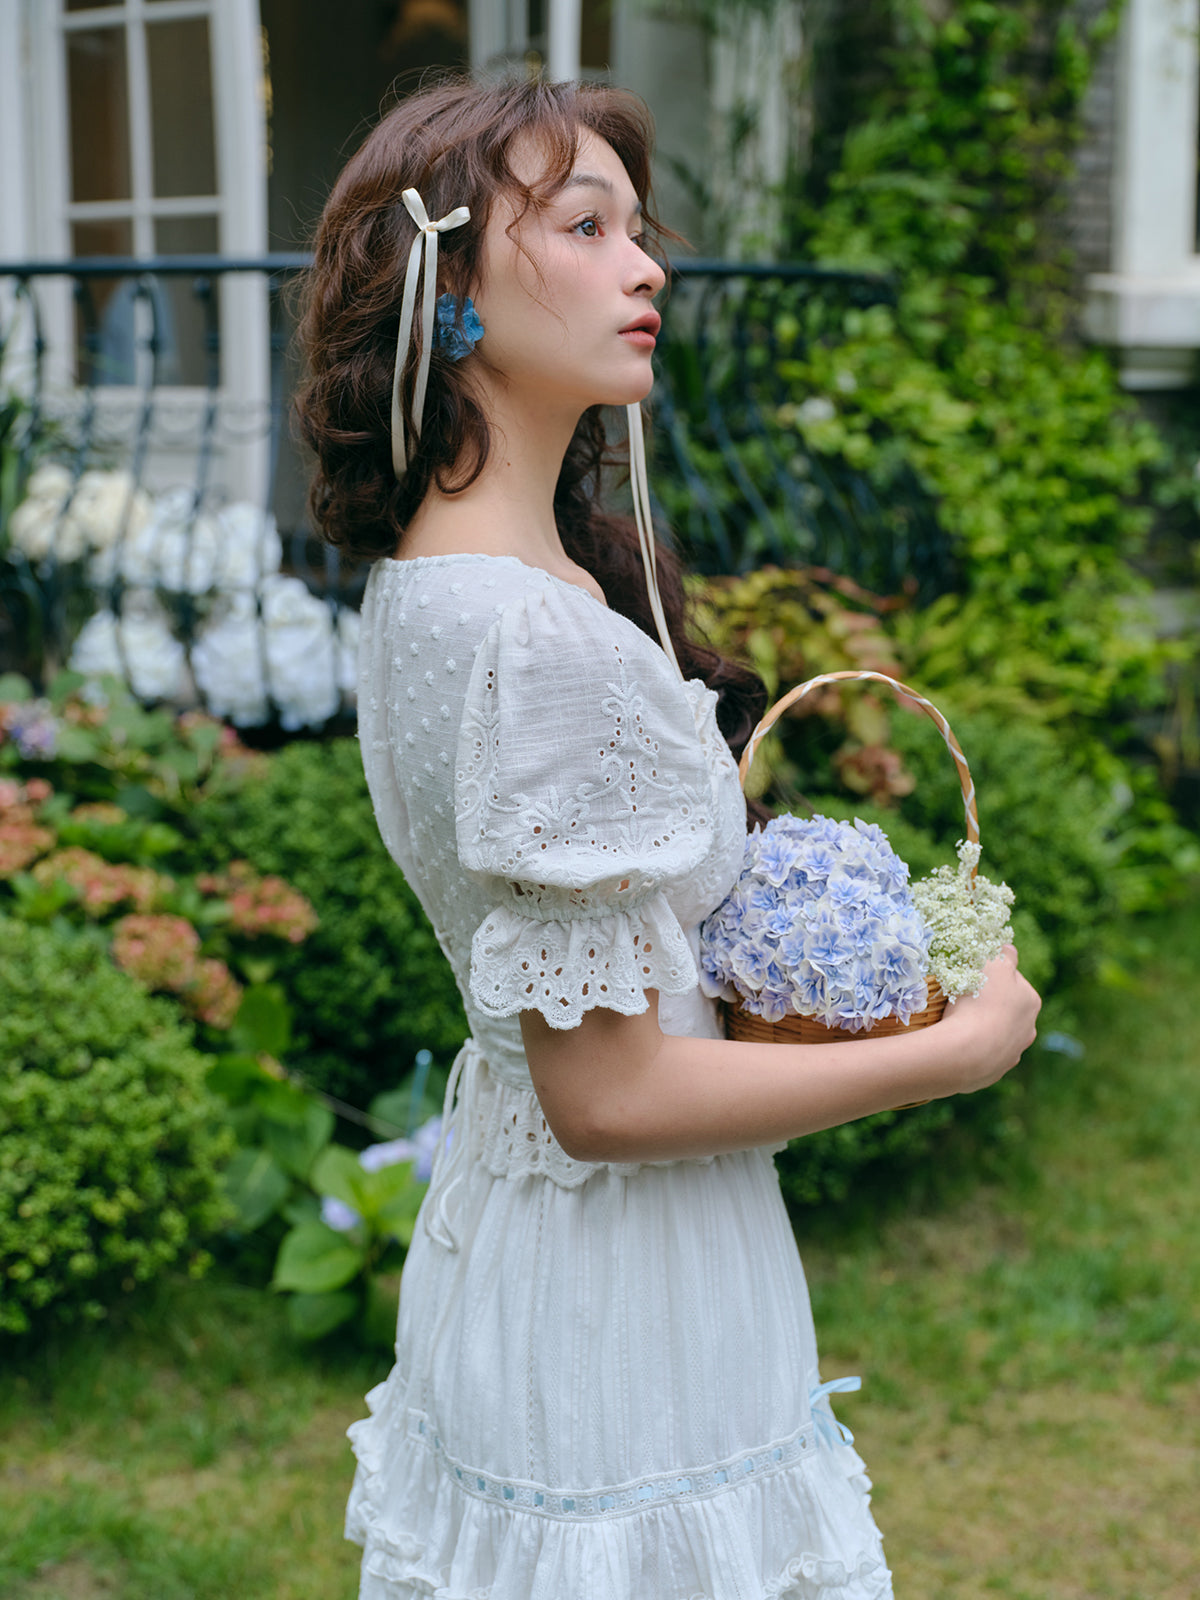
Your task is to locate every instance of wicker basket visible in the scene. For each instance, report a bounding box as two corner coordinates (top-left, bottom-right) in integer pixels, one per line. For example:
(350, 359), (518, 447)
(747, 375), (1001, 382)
(722, 669), (978, 1051)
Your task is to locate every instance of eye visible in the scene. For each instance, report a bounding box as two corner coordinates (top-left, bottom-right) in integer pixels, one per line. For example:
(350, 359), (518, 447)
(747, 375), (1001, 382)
(573, 216), (601, 238)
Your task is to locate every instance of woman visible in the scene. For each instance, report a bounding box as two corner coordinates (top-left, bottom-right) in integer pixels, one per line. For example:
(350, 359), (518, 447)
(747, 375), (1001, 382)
(297, 75), (1040, 1600)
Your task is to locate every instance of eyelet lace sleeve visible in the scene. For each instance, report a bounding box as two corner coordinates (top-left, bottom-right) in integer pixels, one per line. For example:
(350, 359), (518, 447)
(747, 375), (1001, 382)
(455, 580), (717, 1030)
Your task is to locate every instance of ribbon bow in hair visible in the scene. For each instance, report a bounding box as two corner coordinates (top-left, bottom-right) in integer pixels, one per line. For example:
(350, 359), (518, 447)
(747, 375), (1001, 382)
(391, 187), (471, 479)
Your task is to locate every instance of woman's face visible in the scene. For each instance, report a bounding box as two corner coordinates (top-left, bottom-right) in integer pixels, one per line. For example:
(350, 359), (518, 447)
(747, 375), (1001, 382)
(469, 129), (667, 415)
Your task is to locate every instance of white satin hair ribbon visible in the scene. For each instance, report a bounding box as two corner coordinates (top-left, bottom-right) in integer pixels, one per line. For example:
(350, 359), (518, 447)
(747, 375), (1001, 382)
(626, 400), (683, 680)
(391, 187), (471, 479)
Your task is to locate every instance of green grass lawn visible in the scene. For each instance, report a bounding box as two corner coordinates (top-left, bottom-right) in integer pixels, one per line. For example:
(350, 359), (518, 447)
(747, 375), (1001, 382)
(2, 904), (1197, 1599)
(803, 900), (1200, 1598)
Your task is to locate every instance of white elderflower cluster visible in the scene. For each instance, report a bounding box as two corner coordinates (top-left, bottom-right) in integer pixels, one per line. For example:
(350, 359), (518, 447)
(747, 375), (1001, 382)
(910, 839), (1015, 1000)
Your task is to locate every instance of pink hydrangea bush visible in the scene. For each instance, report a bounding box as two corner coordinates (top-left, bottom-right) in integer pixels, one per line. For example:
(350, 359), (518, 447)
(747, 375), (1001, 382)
(32, 846), (169, 914)
(111, 913), (243, 1030)
(197, 860), (319, 944)
(0, 777), (56, 876)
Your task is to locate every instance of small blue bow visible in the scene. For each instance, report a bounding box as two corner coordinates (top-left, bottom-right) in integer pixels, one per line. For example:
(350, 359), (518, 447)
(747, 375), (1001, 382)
(809, 1375), (862, 1447)
(434, 293), (484, 360)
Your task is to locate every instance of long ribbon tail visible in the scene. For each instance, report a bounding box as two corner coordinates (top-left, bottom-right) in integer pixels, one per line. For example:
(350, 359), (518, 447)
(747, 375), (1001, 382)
(413, 225), (440, 444)
(391, 230), (426, 478)
(391, 190), (471, 482)
(809, 1374), (862, 1447)
(424, 1042), (475, 1251)
(626, 401), (683, 680)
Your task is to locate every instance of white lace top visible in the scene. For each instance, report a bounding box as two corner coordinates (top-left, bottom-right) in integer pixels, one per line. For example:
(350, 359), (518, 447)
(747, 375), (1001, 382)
(357, 554), (747, 1177)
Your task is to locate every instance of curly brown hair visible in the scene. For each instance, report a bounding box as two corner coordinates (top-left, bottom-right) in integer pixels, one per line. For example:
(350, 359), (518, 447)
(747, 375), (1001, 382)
(294, 74), (766, 763)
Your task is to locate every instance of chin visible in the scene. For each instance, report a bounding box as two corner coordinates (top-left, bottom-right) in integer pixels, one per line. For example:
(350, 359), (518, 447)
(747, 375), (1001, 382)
(594, 372), (657, 409)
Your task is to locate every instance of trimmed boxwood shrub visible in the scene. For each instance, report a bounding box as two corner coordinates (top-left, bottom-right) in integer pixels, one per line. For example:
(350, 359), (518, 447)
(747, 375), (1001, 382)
(192, 738), (468, 1108)
(0, 918), (232, 1335)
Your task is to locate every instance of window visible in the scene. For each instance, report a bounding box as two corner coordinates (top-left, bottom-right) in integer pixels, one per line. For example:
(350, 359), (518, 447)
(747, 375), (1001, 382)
(58, 0), (222, 385)
(11, 0), (270, 499)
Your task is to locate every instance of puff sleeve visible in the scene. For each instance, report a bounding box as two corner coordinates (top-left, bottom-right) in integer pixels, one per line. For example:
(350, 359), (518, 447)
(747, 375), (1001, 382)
(455, 579), (716, 1030)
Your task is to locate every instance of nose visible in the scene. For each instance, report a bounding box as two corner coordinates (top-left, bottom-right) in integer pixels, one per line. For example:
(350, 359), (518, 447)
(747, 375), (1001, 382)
(627, 237), (667, 298)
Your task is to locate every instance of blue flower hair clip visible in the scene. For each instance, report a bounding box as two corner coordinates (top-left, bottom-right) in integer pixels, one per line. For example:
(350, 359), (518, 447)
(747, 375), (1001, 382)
(434, 293), (485, 360)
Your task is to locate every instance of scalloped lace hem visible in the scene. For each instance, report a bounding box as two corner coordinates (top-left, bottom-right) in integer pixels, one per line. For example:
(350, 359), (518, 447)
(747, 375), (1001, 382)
(469, 893), (698, 1031)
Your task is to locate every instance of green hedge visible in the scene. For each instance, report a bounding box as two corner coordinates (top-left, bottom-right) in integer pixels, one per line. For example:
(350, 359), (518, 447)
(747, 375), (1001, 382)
(0, 918), (231, 1335)
(192, 739), (467, 1108)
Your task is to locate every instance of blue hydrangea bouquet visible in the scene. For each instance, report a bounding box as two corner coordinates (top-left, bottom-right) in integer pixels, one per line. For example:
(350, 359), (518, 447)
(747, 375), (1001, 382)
(700, 672), (1014, 1046)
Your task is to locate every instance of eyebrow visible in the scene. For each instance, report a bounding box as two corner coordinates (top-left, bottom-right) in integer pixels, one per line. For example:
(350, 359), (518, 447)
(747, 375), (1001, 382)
(562, 172), (643, 215)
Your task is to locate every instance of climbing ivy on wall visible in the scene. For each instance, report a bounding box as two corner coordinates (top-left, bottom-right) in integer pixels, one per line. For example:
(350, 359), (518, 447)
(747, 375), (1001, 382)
(780, 1), (1164, 695)
(676, 0), (1197, 889)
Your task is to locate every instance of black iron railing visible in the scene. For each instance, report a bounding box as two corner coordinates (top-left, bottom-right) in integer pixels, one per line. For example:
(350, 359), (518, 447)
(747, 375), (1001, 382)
(0, 255), (953, 719)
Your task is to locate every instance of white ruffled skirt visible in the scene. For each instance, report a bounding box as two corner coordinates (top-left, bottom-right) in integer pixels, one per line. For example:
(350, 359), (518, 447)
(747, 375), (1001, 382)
(345, 1045), (893, 1600)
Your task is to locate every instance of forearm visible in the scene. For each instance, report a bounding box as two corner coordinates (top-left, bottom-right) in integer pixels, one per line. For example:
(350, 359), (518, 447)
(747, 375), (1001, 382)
(522, 995), (985, 1164)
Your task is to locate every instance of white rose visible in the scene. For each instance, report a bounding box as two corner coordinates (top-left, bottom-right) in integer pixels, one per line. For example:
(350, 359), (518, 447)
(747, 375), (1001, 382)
(10, 464), (76, 560)
(70, 469), (152, 552)
(141, 487), (226, 593)
(336, 607), (361, 695)
(9, 497), (72, 561)
(11, 464), (152, 564)
(89, 491), (284, 594)
(25, 462), (74, 503)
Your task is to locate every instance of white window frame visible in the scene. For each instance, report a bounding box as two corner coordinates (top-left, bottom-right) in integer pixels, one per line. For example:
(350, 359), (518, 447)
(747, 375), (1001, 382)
(1085, 0), (1200, 388)
(3, 0), (270, 499)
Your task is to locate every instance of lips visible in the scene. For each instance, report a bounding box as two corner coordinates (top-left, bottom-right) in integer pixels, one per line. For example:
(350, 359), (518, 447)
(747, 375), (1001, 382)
(619, 311), (662, 338)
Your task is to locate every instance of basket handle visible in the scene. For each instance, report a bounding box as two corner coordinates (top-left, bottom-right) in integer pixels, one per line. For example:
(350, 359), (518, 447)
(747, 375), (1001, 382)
(739, 669), (980, 849)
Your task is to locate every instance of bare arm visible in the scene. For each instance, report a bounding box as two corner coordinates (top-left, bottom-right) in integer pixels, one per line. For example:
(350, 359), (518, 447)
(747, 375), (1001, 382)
(521, 947), (1041, 1164)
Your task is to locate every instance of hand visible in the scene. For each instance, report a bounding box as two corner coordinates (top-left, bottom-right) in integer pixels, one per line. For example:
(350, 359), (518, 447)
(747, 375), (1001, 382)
(936, 944), (1042, 1095)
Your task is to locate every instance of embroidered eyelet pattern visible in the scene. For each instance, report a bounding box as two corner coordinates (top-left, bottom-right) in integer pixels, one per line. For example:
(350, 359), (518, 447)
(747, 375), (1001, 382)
(453, 591), (725, 1027)
(358, 560), (747, 1035)
(410, 1413), (816, 1521)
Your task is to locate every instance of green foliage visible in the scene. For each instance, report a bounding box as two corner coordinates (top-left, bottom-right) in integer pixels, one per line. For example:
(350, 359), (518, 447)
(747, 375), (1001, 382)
(205, 989), (432, 1348)
(693, 566), (919, 804)
(890, 704), (1118, 983)
(0, 670), (258, 820)
(0, 917), (232, 1336)
(775, 1), (1165, 738)
(688, 0), (1195, 928)
(191, 737), (468, 1105)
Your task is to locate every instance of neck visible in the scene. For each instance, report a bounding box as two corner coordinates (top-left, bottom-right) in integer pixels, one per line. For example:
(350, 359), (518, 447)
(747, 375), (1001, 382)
(402, 377), (582, 567)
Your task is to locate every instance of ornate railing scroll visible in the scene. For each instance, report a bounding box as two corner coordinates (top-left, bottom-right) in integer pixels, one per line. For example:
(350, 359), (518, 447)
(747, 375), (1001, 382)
(0, 255), (954, 724)
(653, 261), (952, 596)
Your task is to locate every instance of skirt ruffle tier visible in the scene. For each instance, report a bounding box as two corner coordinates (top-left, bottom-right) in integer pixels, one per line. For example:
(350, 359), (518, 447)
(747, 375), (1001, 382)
(344, 1053), (893, 1600)
(346, 1372), (891, 1600)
